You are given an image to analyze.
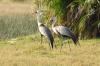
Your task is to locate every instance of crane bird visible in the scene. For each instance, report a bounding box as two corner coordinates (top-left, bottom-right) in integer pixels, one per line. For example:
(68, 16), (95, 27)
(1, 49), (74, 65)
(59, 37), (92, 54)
(50, 16), (79, 50)
(35, 10), (54, 49)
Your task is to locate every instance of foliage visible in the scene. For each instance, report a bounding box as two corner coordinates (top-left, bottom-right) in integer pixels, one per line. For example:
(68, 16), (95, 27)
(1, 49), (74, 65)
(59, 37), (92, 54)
(41, 0), (100, 39)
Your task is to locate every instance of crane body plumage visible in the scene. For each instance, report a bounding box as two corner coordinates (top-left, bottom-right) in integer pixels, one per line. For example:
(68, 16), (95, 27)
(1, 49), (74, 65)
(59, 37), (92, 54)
(52, 26), (78, 44)
(50, 16), (79, 46)
(35, 10), (54, 49)
(39, 24), (54, 48)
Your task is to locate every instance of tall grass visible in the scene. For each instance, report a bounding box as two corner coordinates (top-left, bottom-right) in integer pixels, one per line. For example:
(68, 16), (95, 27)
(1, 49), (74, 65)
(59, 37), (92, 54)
(0, 14), (37, 39)
(0, 0), (32, 3)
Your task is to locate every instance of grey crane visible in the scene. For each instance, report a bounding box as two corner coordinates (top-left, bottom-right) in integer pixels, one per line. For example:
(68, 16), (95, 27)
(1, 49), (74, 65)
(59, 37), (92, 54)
(35, 10), (54, 49)
(50, 16), (79, 50)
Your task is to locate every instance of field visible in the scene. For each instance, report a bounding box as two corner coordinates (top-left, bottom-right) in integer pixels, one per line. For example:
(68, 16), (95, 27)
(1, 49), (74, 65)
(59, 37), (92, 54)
(0, 35), (100, 66)
(0, 2), (37, 39)
(0, 1), (100, 66)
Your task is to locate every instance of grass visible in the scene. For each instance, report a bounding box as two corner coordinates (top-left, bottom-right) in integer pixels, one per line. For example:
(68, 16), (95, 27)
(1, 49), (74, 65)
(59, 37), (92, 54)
(0, 3), (33, 15)
(0, 35), (100, 66)
(0, 0), (32, 3)
(0, 2), (37, 39)
(0, 14), (37, 39)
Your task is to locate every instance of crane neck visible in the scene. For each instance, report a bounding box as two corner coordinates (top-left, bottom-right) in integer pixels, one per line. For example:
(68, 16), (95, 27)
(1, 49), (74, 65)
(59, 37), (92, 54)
(52, 21), (56, 28)
(36, 14), (43, 26)
(51, 16), (57, 28)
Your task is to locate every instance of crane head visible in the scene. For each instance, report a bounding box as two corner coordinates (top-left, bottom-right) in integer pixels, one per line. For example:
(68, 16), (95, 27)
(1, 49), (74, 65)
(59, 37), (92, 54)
(50, 16), (57, 24)
(34, 10), (44, 16)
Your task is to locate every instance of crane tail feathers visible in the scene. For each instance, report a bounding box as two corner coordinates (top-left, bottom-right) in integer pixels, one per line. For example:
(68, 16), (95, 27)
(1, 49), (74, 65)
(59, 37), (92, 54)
(71, 35), (79, 45)
(47, 35), (54, 49)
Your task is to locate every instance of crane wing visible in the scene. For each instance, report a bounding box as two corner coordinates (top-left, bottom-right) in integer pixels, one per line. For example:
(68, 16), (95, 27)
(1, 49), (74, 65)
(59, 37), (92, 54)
(55, 26), (73, 36)
(39, 24), (54, 48)
(55, 26), (78, 45)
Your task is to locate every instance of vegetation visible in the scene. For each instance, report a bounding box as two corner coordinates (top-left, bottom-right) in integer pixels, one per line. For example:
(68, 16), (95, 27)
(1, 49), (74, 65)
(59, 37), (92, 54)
(35, 0), (100, 39)
(0, 0), (31, 3)
(0, 2), (37, 40)
(0, 1), (100, 66)
(0, 14), (37, 39)
(0, 0), (99, 39)
(0, 35), (100, 66)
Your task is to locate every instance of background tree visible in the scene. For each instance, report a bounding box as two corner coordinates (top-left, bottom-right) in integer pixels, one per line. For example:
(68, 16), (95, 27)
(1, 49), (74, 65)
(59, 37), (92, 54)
(34, 0), (100, 39)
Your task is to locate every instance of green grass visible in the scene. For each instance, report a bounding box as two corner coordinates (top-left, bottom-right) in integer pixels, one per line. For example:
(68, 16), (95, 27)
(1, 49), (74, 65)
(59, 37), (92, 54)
(0, 35), (100, 66)
(0, 14), (37, 39)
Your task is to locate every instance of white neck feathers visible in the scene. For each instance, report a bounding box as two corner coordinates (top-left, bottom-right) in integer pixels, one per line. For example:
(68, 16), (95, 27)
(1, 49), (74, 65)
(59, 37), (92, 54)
(51, 17), (57, 27)
(36, 14), (42, 26)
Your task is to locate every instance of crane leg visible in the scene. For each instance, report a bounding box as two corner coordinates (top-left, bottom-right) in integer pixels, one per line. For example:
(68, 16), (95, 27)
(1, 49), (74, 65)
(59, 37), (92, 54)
(48, 43), (53, 50)
(54, 41), (57, 49)
(61, 40), (63, 49)
(60, 36), (64, 52)
(78, 41), (81, 47)
(68, 40), (71, 52)
(41, 34), (43, 44)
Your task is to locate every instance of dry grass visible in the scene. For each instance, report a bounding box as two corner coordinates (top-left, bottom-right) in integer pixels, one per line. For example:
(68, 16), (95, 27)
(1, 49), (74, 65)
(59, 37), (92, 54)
(0, 3), (33, 15)
(0, 35), (100, 66)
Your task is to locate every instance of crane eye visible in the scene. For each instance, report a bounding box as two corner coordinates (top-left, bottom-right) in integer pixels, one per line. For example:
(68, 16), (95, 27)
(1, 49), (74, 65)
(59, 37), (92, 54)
(50, 19), (53, 22)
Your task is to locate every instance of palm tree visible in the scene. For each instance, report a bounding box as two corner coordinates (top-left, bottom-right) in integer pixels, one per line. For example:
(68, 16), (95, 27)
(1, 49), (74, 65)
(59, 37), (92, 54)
(34, 0), (100, 39)
(44, 0), (100, 39)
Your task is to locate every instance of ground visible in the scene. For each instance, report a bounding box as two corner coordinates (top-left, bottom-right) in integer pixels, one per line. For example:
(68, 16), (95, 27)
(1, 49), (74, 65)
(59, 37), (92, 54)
(0, 35), (100, 66)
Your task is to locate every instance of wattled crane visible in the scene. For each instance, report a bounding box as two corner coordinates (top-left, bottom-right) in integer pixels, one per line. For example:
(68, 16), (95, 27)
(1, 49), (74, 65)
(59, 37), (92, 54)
(35, 10), (54, 49)
(50, 16), (79, 50)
